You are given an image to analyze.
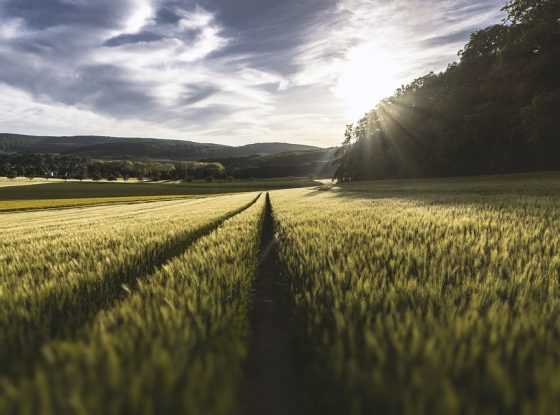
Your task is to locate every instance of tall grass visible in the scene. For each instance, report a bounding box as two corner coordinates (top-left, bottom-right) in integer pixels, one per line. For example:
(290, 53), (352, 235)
(0, 194), (258, 377)
(0, 195), (265, 414)
(273, 188), (560, 414)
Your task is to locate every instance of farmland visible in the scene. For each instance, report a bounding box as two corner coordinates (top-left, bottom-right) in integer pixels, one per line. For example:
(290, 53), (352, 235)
(1, 194), (264, 413)
(1, 173), (560, 414)
(0, 178), (317, 211)
(273, 175), (560, 413)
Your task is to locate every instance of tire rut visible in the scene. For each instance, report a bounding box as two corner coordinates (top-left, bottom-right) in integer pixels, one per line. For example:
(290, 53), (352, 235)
(242, 192), (304, 415)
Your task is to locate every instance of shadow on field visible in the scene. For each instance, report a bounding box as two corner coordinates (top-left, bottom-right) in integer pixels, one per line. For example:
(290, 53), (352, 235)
(242, 193), (304, 415)
(320, 172), (560, 200)
(0, 179), (320, 201)
(0, 182), (197, 200)
(301, 173), (560, 214)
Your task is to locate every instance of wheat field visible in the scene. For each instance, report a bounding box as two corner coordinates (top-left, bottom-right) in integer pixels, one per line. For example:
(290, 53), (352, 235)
(1, 174), (560, 414)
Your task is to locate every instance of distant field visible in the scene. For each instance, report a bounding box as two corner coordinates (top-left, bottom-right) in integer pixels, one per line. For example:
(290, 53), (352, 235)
(0, 195), (205, 211)
(330, 171), (560, 196)
(0, 177), (147, 188)
(0, 177), (317, 211)
(0, 178), (60, 188)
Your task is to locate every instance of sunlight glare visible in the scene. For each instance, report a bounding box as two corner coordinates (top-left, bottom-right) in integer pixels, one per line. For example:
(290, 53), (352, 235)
(334, 43), (401, 121)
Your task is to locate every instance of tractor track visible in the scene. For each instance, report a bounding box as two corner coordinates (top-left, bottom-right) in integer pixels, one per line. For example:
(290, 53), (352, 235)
(242, 193), (304, 415)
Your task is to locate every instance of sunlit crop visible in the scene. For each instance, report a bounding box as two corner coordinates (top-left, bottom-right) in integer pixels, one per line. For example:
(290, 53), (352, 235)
(0, 194), (264, 413)
(0, 193), (258, 378)
(2, 176), (560, 414)
(273, 187), (560, 414)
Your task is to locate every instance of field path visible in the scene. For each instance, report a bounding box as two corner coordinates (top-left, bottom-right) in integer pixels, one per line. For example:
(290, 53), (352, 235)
(242, 193), (304, 415)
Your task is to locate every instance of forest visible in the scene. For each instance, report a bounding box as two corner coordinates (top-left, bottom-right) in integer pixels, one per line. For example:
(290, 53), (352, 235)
(335, 0), (560, 180)
(0, 150), (335, 181)
(0, 153), (225, 181)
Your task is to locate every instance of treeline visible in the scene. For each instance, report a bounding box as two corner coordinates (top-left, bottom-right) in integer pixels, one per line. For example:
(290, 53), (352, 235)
(335, 0), (560, 181)
(0, 153), (225, 181)
(209, 149), (337, 179)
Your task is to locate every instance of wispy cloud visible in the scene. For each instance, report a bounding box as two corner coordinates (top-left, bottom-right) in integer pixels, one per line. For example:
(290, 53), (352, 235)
(0, 0), (504, 146)
(291, 0), (504, 119)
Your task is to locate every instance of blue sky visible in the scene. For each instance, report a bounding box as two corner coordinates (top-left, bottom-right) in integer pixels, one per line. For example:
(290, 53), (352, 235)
(0, 0), (504, 147)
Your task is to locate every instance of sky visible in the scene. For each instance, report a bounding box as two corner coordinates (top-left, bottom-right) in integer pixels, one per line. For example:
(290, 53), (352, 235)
(0, 0), (504, 147)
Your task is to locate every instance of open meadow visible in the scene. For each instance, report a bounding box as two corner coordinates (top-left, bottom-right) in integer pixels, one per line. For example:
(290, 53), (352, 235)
(1, 173), (559, 414)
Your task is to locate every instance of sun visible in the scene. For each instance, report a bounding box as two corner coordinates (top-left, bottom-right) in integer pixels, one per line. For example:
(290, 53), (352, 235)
(334, 43), (401, 121)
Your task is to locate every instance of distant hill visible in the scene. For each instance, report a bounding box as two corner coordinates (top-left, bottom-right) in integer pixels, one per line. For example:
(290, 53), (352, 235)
(0, 134), (322, 161)
(227, 143), (320, 157)
(208, 148), (338, 179)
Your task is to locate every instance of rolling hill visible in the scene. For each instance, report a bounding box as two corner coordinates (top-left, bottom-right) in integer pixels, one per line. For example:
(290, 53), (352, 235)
(0, 134), (322, 161)
(207, 148), (338, 179)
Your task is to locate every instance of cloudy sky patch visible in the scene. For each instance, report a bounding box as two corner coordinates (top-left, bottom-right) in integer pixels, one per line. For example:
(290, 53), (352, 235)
(0, 0), (504, 146)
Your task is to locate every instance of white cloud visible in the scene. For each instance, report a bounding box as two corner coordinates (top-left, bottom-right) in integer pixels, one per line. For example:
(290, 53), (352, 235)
(122, 0), (155, 34)
(0, 0), (504, 147)
(0, 17), (24, 40)
(0, 83), (182, 138)
(290, 0), (504, 120)
(178, 6), (214, 30)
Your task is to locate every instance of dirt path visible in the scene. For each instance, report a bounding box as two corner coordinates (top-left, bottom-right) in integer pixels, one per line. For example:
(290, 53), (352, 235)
(242, 193), (303, 415)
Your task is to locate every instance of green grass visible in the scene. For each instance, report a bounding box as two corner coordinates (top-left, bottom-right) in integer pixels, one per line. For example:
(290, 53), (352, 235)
(0, 178), (317, 211)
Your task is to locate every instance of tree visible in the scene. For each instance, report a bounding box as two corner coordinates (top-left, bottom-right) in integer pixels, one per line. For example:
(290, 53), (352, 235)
(503, 0), (559, 25)
(335, 0), (560, 180)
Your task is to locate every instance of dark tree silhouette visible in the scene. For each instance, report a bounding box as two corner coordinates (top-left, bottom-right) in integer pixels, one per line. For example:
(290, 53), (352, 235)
(335, 0), (560, 181)
(0, 154), (226, 181)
